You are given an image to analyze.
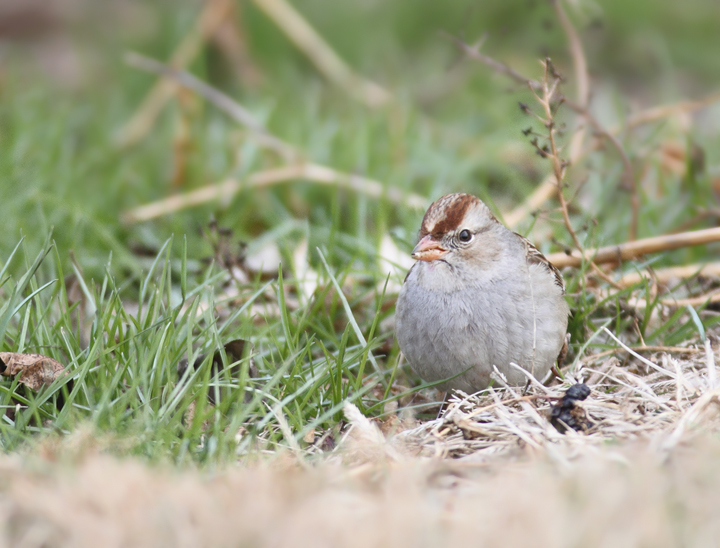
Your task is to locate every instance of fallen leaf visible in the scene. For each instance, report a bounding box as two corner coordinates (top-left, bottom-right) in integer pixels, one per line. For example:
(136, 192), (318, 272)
(0, 352), (66, 391)
(303, 428), (315, 444)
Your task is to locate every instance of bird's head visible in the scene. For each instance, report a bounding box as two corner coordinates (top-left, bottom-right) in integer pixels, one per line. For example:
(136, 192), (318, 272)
(412, 193), (502, 267)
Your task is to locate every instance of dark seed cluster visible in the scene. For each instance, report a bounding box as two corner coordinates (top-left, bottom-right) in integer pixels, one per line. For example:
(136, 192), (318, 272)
(550, 383), (592, 433)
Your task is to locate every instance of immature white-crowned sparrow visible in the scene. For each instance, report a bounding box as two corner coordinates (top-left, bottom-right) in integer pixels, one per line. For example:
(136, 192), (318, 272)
(395, 193), (570, 393)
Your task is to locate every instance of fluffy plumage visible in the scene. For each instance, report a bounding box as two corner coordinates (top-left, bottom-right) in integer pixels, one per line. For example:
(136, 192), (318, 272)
(395, 193), (570, 393)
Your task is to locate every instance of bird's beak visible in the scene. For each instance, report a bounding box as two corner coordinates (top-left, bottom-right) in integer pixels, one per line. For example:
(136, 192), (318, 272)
(411, 235), (448, 262)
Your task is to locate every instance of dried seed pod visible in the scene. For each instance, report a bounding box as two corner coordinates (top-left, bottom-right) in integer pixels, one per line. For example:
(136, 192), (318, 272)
(550, 383), (592, 433)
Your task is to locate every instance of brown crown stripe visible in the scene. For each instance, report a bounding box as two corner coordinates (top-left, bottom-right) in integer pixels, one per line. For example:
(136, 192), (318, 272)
(420, 193), (478, 238)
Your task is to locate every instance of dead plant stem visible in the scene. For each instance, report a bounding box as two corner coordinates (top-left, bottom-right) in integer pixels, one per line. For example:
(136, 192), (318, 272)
(125, 52), (297, 160)
(534, 60), (618, 287)
(546, 227), (720, 268)
(250, 0), (391, 107)
(115, 0), (232, 147)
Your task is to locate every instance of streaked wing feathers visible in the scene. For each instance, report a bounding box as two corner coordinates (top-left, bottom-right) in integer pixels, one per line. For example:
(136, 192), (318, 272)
(519, 235), (565, 293)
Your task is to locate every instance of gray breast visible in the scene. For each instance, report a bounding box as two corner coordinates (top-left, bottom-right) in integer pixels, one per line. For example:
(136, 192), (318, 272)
(396, 261), (568, 393)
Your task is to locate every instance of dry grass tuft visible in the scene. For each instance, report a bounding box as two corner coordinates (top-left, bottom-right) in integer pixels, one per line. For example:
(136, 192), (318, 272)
(388, 339), (720, 464)
(3, 342), (720, 547)
(3, 422), (720, 547)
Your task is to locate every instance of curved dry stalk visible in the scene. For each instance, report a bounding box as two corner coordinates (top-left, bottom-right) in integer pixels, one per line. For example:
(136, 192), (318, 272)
(581, 345), (702, 363)
(530, 59), (619, 287)
(122, 163), (428, 224)
(546, 227), (720, 268)
(115, 0), (233, 148)
(251, 0), (391, 107)
(124, 52), (297, 160)
(616, 263), (720, 288)
(564, 100), (638, 240)
(620, 91), (720, 131)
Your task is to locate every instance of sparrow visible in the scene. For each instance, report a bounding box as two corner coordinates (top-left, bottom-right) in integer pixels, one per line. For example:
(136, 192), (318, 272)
(395, 193), (570, 393)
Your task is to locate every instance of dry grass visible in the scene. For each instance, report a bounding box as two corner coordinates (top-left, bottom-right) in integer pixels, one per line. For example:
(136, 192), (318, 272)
(4, 429), (720, 547)
(390, 341), (720, 463)
(4, 2), (720, 546)
(4, 340), (720, 548)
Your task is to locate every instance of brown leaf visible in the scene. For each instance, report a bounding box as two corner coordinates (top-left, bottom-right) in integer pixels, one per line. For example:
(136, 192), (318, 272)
(0, 352), (66, 391)
(302, 428), (316, 444)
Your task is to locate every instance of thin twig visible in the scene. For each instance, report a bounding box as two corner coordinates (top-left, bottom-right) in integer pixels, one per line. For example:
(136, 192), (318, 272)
(443, 33), (541, 90)
(581, 345), (702, 363)
(616, 263), (720, 288)
(251, 0), (391, 107)
(536, 81), (567, 230)
(620, 91), (720, 132)
(124, 52), (297, 160)
(602, 327), (678, 381)
(532, 59), (618, 287)
(122, 164), (428, 223)
(552, 0), (588, 108)
(536, 61), (577, 247)
(115, 0), (233, 147)
(564, 100), (638, 240)
(506, 0), (590, 230)
(546, 227), (720, 268)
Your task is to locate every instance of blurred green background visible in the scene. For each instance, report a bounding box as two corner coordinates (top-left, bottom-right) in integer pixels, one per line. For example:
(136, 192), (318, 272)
(2, 0), (720, 280)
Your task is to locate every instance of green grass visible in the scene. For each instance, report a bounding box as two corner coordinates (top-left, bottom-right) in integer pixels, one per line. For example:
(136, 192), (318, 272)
(1, 0), (720, 465)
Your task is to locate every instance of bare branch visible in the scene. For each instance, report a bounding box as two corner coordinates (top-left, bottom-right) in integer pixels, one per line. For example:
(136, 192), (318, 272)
(115, 0), (233, 148)
(546, 227), (720, 268)
(442, 32), (541, 90)
(122, 164), (428, 224)
(251, 0), (391, 107)
(564, 99), (638, 240)
(620, 91), (720, 131)
(615, 263), (720, 288)
(124, 52), (298, 160)
(552, 0), (588, 108)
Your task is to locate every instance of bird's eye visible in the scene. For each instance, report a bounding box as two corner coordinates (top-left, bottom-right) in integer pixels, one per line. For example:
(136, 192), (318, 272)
(458, 229), (472, 242)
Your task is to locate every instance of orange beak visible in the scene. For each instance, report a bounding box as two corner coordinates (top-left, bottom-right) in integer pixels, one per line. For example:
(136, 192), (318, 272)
(411, 235), (448, 262)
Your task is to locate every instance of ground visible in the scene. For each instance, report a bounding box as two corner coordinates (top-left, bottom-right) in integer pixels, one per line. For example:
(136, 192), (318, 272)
(2, 0), (720, 545)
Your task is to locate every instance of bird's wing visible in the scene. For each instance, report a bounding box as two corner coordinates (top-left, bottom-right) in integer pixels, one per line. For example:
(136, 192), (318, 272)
(517, 234), (566, 294)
